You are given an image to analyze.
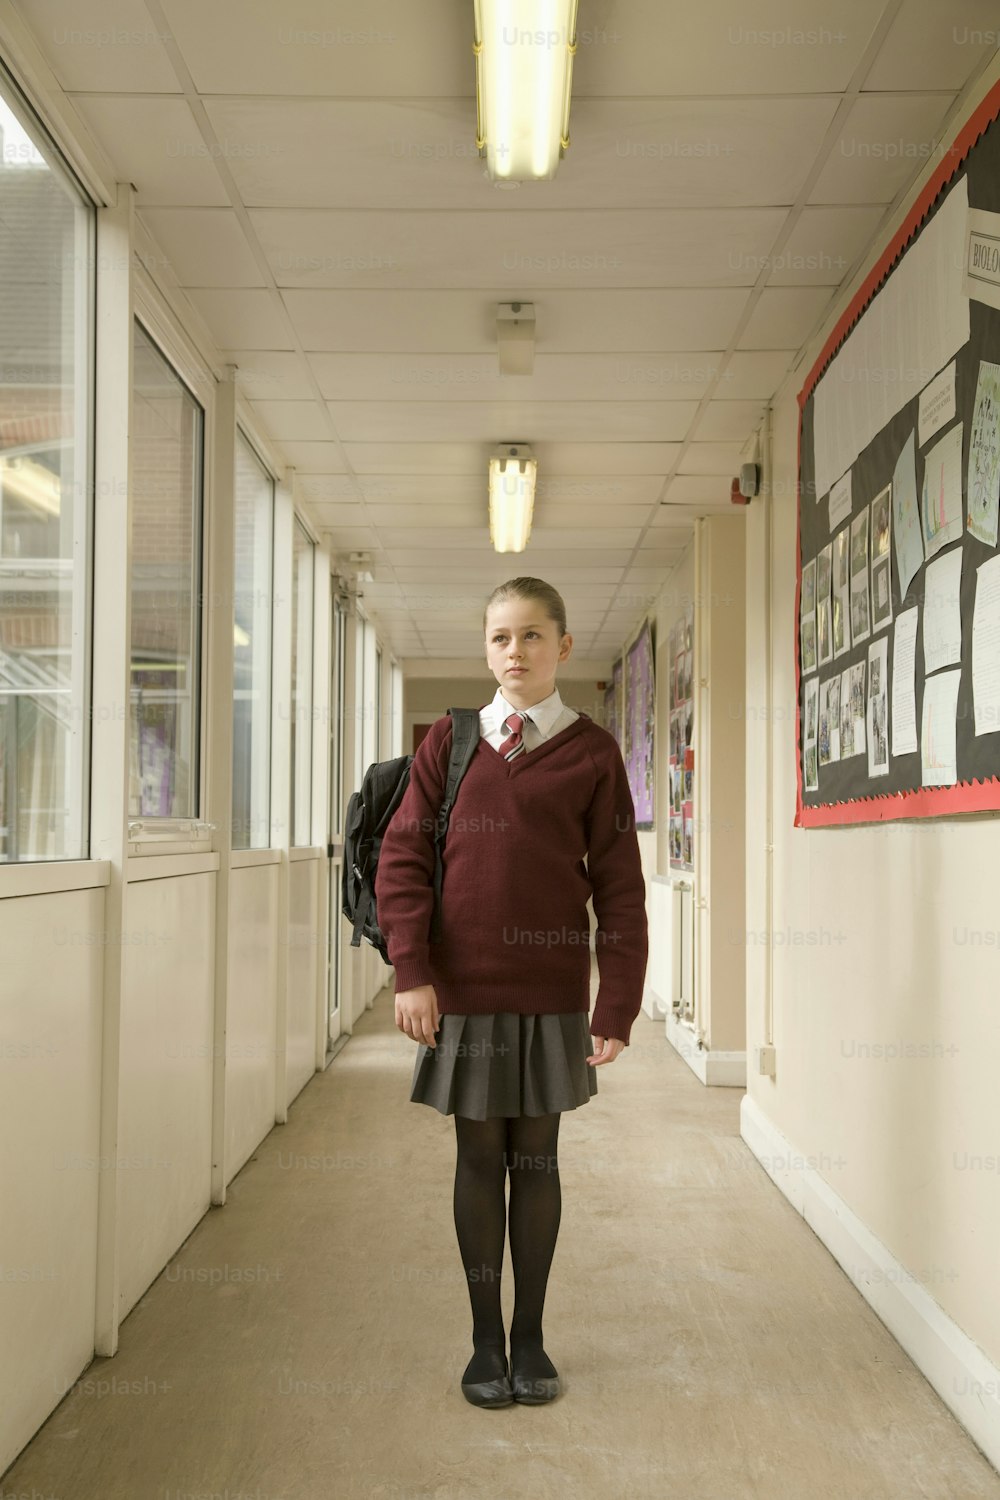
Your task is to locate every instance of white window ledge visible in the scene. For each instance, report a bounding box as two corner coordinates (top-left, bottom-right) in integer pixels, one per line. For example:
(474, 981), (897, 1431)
(127, 852), (220, 883)
(231, 848), (282, 869)
(0, 861), (112, 901)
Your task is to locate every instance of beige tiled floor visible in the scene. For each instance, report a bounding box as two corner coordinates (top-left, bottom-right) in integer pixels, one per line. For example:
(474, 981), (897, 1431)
(4, 993), (1000, 1500)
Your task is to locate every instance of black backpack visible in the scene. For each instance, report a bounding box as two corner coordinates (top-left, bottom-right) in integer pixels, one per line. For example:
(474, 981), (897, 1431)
(341, 708), (482, 963)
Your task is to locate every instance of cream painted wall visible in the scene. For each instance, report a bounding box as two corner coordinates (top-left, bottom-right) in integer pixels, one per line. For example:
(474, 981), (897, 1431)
(226, 862), (280, 1183)
(287, 857), (321, 1103)
(746, 56), (1000, 1372)
(118, 873), (215, 1320)
(0, 887), (103, 1475)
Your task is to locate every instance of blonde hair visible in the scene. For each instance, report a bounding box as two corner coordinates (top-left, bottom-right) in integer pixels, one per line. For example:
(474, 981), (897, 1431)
(483, 577), (568, 640)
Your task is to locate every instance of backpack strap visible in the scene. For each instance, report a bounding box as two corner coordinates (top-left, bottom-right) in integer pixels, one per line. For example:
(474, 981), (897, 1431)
(429, 708), (482, 942)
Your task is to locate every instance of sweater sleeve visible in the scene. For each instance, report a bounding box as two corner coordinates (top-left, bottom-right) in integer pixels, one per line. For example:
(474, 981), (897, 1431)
(585, 740), (649, 1046)
(373, 720), (449, 993)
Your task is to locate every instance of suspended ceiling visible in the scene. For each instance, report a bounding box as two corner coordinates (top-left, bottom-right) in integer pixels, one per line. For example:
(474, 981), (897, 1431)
(8, 0), (1000, 660)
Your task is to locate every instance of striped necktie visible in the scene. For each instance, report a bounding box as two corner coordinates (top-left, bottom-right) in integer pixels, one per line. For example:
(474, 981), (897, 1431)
(500, 711), (528, 760)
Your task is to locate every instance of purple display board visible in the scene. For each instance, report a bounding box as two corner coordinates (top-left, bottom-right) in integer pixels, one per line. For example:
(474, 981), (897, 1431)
(668, 606), (695, 870)
(605, 656), (623, 747)
(625, 618), (655, 829)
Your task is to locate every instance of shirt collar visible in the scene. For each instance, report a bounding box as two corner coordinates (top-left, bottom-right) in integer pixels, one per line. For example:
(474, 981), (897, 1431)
(491, 684), (565, 737)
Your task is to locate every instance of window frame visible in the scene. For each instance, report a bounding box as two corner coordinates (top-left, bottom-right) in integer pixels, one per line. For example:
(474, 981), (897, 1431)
(231, 422), (276, 853)
(127, 271), (215, 854)
(0, 61), (97, 867)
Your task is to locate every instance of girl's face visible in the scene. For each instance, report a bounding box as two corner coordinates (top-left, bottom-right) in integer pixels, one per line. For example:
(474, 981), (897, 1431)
(484, 597), (573, 703)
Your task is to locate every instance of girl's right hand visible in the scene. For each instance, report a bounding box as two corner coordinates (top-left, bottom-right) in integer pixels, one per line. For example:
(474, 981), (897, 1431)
(395, 985), (441, 1047)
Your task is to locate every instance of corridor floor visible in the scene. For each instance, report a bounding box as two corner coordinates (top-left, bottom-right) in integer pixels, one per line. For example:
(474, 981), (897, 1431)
(6, 993), (1000, 1500)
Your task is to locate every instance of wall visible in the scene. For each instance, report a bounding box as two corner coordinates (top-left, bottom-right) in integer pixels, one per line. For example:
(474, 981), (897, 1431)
(745, 52), (1000, 1397)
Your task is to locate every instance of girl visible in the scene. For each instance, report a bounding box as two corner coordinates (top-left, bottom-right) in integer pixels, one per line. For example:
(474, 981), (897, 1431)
(374, 576), (648, 1407)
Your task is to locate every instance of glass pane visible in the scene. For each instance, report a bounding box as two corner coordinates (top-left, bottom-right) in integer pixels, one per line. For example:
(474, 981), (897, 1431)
(289, 516), (313, 845)
(128, 322), (203, 819)
(0, 88), (93, 862)
(232, 432), (273, 850)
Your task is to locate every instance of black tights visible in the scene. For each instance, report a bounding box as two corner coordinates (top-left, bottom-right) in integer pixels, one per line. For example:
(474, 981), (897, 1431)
(453, 1112), (561, 1383)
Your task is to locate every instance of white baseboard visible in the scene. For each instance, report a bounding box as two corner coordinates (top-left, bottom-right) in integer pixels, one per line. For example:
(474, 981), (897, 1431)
(641, 982), (668, 1020)
(741, 1093), (1000, 1477)
(665, 1010), (747, 1087)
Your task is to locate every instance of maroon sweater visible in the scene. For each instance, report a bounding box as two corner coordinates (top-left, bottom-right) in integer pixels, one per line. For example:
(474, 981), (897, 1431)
(374, 710), (649, 1045)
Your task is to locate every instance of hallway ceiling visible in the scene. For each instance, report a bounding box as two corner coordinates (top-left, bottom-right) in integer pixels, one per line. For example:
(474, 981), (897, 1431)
(12, 0), (1000, 660)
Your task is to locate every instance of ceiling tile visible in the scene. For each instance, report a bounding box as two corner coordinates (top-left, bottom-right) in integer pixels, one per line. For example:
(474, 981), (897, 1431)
(139, 208), (265, 286)
(862, 0), (1000, 89)
(253, 206), (788, 290)
(737, 287), (835, 349)
(691, 400), (767, 441)
(327, 401), (699, 443)
(248, 399), (331, 441)
(227, 351), (318, 400)
(206, 95), (839, 212)
(282, 288), (751, 353)
(159, 0), (472, 96)
(19, 0), (179, 91)
(185, 288), (294, 349)
(571, 0), (884, 96)
(809, 93), (960, 205)
(69, 96), (229, 205)
(768, 205), (887, 285)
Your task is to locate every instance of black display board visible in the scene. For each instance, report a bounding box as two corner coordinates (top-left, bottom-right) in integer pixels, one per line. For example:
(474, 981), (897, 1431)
(795, 82), (1000, 826)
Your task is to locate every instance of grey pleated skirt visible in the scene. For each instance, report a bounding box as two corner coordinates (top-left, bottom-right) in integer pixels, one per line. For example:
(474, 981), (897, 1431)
(410, 1011), (598, 1120)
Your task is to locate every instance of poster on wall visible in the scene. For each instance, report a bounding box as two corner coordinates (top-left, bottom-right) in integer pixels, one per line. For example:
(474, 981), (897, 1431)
(624, 618), (655, 830)
(605, 656), (623, 747)
(795, 78), (1000, 826)
(668, 606), (695, 869)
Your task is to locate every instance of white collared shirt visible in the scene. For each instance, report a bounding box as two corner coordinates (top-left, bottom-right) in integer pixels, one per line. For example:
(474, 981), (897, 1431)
(481, 684), (579, 754)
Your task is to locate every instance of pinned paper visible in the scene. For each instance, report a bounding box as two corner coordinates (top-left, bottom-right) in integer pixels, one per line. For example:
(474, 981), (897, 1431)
(918, 361), (956, 447)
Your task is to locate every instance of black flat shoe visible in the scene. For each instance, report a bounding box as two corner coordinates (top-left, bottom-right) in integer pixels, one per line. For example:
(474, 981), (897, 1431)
(461, 1353), (514, 1408)
(510, 1358), (561, 1404)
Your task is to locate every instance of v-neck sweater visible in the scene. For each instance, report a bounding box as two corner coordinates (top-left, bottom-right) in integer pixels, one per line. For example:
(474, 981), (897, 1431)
(374, 709), (649, 1045)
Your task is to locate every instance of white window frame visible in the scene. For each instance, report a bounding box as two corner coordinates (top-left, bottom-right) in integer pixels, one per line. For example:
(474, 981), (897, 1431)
(0, 62), (97, 869)
(127, 266), (215, 855)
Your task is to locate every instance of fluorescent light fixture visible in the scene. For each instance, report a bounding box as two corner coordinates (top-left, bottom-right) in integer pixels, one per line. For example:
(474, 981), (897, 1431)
(489, 444), (536, 552)
(474, 0), (580, 181)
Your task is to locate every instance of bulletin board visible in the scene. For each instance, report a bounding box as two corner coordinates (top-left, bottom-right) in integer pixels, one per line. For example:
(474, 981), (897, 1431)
(796, 78), (1000, 828)
(624, 618), (655, 830)
(668, 606), (695, 868)
(604, 655), (623, 747)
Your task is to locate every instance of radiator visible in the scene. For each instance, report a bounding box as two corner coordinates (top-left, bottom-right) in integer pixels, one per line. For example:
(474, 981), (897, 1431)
(646, 873), (695, 1020)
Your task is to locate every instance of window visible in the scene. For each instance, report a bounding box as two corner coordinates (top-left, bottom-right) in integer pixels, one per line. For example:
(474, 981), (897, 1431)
(289, 516), (313, 845)
(232, 431), (273, 850)
(375, 643), (382, 761)
(0, 80), (95, 863)
(128, 321), (204, 819)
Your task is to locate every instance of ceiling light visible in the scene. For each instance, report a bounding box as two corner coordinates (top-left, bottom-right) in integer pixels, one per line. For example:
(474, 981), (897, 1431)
(473, 0), (579, 181)
(489, 444), (536, 553)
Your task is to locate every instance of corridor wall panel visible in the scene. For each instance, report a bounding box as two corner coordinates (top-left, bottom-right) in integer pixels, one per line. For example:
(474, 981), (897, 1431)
(226, 861), (280, 1184)
(0, 889), (103, 1476)
(118, 873), (215, 1319)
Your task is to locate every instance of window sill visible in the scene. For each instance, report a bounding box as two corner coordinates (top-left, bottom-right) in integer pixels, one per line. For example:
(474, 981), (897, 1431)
(289, 845), (324, 862)
(126, 852), (220, 883)
(231, 848), (282, 869)
(0, 861), (112, 901)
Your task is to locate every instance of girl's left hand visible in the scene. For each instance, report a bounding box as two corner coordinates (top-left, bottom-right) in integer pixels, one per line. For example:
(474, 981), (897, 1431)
(587, 1036), (624, 1066)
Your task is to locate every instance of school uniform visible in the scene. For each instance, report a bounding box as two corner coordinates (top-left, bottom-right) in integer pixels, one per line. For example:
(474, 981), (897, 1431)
(375, 684), (648, 1120)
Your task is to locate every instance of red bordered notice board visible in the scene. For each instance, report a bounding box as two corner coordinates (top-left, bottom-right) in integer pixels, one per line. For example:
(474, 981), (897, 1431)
(795, 77), (1000, 828)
